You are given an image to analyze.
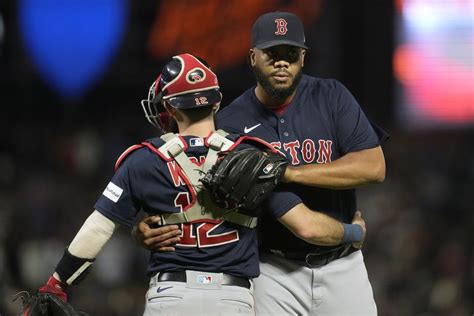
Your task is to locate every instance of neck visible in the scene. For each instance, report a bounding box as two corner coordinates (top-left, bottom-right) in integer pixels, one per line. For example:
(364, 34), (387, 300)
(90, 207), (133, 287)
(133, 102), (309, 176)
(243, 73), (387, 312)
(177, 115), (215, 137)
(254, 84), (296, 109)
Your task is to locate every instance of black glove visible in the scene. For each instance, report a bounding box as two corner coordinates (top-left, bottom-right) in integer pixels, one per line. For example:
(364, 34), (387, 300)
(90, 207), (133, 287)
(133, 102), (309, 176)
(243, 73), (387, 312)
(13, 291), (89, 316)
(201, 147), (287, 211)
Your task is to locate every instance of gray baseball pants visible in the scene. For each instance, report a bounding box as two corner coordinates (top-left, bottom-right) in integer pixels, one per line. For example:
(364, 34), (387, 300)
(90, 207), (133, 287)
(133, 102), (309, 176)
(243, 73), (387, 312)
(144, 270), (255, 316)
(254, 250), (377, 316)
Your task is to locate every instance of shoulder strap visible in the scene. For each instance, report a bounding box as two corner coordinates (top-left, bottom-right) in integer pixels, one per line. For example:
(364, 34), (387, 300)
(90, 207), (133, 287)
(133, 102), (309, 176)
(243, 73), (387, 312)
(202, 129), (234, 173)
(160, 132), (175, 142)
(158, 133), (202, 187)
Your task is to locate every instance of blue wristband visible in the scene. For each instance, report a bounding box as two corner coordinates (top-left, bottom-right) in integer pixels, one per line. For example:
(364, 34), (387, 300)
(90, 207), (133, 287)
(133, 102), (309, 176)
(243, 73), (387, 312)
(342, 224), (363, 244)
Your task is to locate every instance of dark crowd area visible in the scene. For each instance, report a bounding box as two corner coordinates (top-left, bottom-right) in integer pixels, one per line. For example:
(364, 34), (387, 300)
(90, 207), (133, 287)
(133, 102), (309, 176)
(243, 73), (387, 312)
(0, 1), (472, 315)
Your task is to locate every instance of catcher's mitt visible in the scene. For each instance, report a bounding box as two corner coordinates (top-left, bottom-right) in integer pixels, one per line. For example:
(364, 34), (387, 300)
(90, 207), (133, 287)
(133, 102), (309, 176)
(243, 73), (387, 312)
(201, 147), (287, 211)
(13, 291), (88, 316)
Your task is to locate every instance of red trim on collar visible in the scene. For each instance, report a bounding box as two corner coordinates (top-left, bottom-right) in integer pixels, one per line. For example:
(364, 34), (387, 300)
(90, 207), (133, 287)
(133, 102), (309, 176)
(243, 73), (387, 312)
(272, 100), (292, 116)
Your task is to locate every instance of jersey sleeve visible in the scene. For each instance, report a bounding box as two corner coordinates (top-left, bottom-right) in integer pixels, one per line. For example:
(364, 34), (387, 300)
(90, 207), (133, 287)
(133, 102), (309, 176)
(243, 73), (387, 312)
(94, 152), (145, 229)
(332, 80), (383, 154)
(262, 187), (302, 218)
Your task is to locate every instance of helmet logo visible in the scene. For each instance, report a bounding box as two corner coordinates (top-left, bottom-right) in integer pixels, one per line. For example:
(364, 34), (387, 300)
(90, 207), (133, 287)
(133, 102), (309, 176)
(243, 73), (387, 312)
(186, 68), (206, 84)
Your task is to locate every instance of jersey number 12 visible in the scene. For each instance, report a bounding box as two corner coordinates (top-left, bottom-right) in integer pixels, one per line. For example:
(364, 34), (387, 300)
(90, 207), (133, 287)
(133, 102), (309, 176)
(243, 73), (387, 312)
(174, 192), (239, 248)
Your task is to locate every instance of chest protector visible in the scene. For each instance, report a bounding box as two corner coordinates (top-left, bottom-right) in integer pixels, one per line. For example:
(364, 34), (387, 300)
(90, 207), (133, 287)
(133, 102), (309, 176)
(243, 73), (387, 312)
(116, 130), (258, 228)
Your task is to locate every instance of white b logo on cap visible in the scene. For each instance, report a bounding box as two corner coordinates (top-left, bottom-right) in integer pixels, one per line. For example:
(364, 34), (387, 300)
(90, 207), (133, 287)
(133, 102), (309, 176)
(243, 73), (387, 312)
(274, 18), (288, 35)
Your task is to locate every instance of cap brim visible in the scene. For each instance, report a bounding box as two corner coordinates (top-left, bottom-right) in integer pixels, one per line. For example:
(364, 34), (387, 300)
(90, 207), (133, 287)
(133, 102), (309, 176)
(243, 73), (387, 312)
(166, 89), (222, 109)
(255, 40), (308, 50)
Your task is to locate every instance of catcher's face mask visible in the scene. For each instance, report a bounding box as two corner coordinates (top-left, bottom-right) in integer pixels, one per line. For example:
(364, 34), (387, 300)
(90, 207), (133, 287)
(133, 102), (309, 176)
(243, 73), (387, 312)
(141, 53), (222, 133)
(141, 75), (172, 134)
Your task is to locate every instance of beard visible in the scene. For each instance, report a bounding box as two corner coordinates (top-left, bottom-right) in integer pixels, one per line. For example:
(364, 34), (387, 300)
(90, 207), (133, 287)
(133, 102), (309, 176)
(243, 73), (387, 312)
(253, 65), (302, 101)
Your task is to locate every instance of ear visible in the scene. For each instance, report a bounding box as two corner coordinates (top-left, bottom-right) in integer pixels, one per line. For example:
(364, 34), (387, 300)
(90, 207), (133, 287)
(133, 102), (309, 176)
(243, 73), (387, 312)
(249, 49), (256, 67)
(301, 49), (306, 68)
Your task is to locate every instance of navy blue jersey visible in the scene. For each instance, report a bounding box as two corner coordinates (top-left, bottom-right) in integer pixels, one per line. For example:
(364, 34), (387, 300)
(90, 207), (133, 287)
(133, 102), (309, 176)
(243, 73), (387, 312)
(216, 75), (388, 253)
(95, 133), (300, 277)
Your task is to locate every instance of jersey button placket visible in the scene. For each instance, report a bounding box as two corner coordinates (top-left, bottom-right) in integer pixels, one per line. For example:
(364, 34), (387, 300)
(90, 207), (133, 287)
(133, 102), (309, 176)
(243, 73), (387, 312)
(279, 117), (289, 137)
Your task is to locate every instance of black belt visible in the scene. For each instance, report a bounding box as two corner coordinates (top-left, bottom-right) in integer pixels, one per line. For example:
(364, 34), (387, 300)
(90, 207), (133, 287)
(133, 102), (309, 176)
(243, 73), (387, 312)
(271, 245), (359, 268)
(157, 271), (251, 289)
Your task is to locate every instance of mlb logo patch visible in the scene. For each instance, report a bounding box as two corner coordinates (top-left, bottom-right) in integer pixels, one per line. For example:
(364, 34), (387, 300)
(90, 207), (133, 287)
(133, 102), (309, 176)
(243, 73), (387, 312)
(190, 138), (204, 147)
(197, 275), (212, 284)
(263, 163), (274, 174)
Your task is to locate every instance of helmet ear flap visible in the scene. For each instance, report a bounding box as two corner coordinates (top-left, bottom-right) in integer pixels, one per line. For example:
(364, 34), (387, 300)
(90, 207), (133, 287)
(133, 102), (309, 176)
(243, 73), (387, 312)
(141, 74), (171, 134)
(151, 75), (171, 134)
(157, 111), (171, 133)
(151, 74), (163, 105)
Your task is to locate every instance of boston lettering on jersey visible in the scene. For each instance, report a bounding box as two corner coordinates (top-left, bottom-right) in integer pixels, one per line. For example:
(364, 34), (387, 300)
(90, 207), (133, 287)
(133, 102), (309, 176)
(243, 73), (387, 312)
(270, 139), (333, 165)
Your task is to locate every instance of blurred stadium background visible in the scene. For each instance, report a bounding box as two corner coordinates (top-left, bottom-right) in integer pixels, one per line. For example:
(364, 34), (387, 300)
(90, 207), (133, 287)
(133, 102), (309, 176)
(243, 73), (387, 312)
(0, 0), (472, 315)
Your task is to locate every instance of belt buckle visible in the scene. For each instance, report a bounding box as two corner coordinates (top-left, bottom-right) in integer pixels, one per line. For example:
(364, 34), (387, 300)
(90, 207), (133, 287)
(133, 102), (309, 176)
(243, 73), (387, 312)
(304, 252), (328, 268)
(304, 245), (347, 268)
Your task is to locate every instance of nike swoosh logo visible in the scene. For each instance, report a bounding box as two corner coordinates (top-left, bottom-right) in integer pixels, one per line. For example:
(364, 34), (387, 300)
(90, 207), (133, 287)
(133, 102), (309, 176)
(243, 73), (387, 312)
(156, 286), (173, 293)
(244, 123), (261, 133)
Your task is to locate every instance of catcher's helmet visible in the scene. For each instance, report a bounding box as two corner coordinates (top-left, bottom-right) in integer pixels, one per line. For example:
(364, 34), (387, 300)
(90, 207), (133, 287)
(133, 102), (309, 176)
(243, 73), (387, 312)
(141, 53), (221, 132)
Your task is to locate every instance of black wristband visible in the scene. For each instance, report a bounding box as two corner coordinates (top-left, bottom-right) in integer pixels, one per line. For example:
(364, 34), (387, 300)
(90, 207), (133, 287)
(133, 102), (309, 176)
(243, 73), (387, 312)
(55, 248), (95, 285)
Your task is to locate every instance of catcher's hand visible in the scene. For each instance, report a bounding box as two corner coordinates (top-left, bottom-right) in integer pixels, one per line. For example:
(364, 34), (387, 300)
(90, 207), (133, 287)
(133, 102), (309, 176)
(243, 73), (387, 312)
(13, 291), (88, 316)
(200, 147), (287, 211)
(13, 276), (88, 316)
